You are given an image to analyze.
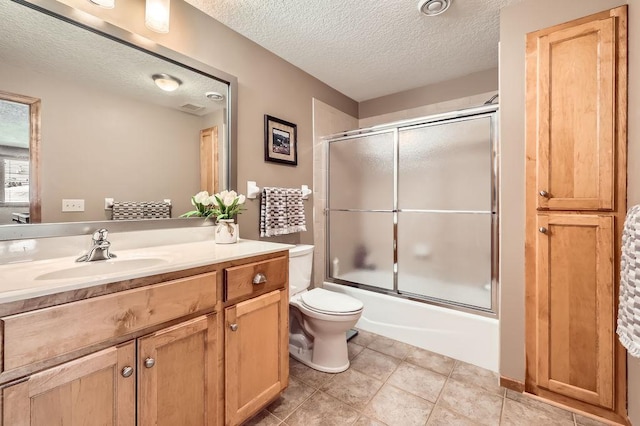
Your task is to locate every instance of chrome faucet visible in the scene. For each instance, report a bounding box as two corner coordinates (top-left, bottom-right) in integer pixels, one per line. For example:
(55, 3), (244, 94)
(76, 228), (117, 262)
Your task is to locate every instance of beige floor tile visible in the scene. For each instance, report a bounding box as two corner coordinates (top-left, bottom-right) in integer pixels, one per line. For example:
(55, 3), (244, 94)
(350, 348), (401, 381)
(438, 379), (503, 426)
(284, 391), (360, 426)
(320, 368), (384, 410)
(350, 329), (379, 347)
(426, 405), (480, 425)
(387, 362), (447, 403)
(575, 413), (614, 426)
(450, 361), (503, 396)
(289, 357), (335, 389)
(267, 377), (315, 419)
(501, 398), (574, 426)
(353, 415), (386, 426)
(367, 335), (414, 359)
(363, 384), (434, 426)
(242, 409), (282, 426)
(348, 342), (365, 360)
(405, 346), (456, 376)
(504, 390), (574, 422)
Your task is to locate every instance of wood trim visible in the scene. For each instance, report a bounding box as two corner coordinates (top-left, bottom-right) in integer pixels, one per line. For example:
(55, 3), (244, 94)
(235, 290), (281, 317)
(117, 341), (136, 426)
(2, 381), (29, 426)
(200, 126), (219, 194)
(0, 90), (41, 223)
(500, 376), (525, 393)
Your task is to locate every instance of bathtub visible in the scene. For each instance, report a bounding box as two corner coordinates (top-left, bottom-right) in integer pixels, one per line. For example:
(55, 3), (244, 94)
(323, 281), (499, 372)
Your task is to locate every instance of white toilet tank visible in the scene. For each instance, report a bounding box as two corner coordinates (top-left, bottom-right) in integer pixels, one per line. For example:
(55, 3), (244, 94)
(289, 245), (314, 296)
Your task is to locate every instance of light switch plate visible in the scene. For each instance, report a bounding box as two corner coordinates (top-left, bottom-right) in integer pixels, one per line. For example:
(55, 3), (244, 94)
(62, 199), (85, 212)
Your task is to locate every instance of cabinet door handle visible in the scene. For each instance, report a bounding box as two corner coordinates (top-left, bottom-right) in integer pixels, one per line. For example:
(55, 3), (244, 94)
(539, 190), (549, 197)
(539, 227), (548, 234)
(144, 357), (156, 368)
(230, 323), (238, 331)
(252, 273), (267, 285)
(121, 366), (134, 378)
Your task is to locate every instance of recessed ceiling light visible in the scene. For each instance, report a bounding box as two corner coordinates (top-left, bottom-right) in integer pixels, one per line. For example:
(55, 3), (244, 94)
(205, 92), (225, 101)
(152, 73), (181, 92)
(88, 0), (115, 8)
(418, 0), (452, 16)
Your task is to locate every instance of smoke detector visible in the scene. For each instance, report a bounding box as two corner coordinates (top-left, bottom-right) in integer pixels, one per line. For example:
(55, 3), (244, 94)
(205, 91), (225, 102)
(418, 0), (452, 16)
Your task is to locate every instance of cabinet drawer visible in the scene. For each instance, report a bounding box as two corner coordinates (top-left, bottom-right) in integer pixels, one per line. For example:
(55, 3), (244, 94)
(1, 272), (217, 373)
(224, 256), (287, 302)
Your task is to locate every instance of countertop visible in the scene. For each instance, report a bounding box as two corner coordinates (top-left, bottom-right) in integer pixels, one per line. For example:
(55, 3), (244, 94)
(0, 239), (293, 305)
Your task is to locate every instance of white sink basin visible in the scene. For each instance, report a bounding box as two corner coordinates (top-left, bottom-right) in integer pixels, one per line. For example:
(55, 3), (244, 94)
(35, 258), (168, 281)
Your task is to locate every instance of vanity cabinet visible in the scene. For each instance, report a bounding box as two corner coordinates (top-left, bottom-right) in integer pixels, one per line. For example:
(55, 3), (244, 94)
(2, 342), (136, 425)
(525, 6), (627, 423)
(0, 249), (289, 426)
(225, 290), (288, 425)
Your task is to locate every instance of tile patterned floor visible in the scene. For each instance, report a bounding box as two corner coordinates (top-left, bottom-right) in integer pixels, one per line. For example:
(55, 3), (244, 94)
(243, 330), (612, 426)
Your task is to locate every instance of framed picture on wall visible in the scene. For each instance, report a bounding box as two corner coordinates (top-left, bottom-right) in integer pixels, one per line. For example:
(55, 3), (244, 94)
(264, 115), (297, 166)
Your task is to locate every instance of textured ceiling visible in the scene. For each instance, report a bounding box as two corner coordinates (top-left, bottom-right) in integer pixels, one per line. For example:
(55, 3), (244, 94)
(186, 0), (523, 101)
(0, 1), (228, 119)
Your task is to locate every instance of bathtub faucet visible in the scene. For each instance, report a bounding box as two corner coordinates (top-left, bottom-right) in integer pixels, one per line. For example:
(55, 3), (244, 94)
(76, 228), (117, 262)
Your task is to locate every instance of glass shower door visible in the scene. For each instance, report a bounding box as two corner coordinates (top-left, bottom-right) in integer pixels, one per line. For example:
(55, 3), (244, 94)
(397, 116), (495, 310)
(327, 131), (395, 291)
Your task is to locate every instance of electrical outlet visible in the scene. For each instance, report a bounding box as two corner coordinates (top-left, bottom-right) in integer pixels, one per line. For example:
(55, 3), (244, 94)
(62, 199), (85, 212)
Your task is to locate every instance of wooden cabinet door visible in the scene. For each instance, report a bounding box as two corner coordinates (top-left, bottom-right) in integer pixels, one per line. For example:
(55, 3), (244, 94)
(528, 13), (618, 211)
(2, 342), (135, 426)
(138, 315), (218, 426)
(536, 214), (614, 408)
(225, 290), (288, 426)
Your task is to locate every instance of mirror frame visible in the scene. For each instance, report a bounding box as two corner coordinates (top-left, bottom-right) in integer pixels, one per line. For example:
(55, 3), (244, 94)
(0, 0), (238, 241)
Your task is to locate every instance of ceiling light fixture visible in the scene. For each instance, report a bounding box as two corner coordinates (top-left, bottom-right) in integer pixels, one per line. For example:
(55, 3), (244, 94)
(418, 0), (452, 16)
(205, 92), (225, 102)
(152, 73), (182, 92)
(146, 0), (171, 33)
(88, 0), (115, 9)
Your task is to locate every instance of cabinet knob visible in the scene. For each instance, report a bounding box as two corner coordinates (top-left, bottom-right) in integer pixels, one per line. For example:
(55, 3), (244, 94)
(539, 190), (549, 197)
(539, 227), (548, 234)
(230, 323), (238, 332)
(121, 366), (134, 378)
(252, 273), (267, 285)
(144, 357), (156, 368)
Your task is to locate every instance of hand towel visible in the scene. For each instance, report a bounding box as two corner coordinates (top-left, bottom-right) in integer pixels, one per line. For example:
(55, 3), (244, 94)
(617, 204), (640, 358)
(286, 188), (307, 233)
(260, 187), (307, 237)
(260, 187), (288, 237)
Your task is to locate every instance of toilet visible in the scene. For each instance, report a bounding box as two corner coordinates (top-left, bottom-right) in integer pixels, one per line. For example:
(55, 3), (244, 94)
(288, 245), (364, 373)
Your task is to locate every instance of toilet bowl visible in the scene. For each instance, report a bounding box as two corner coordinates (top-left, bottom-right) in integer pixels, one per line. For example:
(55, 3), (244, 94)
(288, 245), (363, 373)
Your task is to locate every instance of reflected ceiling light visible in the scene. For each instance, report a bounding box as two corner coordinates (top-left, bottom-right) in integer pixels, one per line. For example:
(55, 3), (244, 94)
(88, 0), (115, 9)
(205, 92), (225, 102)
(418, 0), (452, 16)
(152, 73), (182, 92)
(146, 0), (171, 34)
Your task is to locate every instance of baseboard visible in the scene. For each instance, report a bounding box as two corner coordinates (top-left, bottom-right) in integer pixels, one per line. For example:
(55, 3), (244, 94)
(500, 376), (525, 393)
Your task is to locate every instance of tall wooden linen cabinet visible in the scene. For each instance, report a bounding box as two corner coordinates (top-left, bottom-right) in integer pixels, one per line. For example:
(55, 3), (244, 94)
(524, 6), (628, 424)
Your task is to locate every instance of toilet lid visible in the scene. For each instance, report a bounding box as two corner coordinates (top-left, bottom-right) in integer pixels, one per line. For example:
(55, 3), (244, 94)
(300, 288), (363, 314)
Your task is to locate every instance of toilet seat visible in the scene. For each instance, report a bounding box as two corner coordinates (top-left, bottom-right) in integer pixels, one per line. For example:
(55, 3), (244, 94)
(300, 288), (363, 316)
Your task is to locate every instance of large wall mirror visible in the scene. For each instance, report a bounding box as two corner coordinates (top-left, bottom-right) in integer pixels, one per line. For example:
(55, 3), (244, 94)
(0, 0), (237, 231)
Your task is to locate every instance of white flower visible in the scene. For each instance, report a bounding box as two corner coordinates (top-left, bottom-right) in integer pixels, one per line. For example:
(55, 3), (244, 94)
(223, 191), (237, 206)
(237, 194), (246, 205)
(207, 195), (218, 206)
(193, 191), (210, 205)
(217, 190), (229, 202)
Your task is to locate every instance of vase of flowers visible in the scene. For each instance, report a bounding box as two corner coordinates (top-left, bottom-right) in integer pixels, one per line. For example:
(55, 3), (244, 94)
(181, 190), (246, 244)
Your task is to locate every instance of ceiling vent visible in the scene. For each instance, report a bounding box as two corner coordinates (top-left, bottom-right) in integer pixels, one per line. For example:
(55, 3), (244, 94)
(180, 103), (205, 113)
(418, 0), (452, 16)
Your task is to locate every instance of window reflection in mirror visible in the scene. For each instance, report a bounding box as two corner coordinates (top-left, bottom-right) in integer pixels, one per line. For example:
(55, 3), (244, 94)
(0, 0), (231, 225)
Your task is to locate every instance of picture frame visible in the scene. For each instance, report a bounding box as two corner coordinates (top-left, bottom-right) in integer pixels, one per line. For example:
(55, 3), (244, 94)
(264, 115), (297, 166)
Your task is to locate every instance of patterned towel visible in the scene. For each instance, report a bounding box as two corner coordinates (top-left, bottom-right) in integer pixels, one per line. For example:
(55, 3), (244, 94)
(260, 187), (307, 237)
(617, 205), (640, 358)
(112, 201), (171, 220)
